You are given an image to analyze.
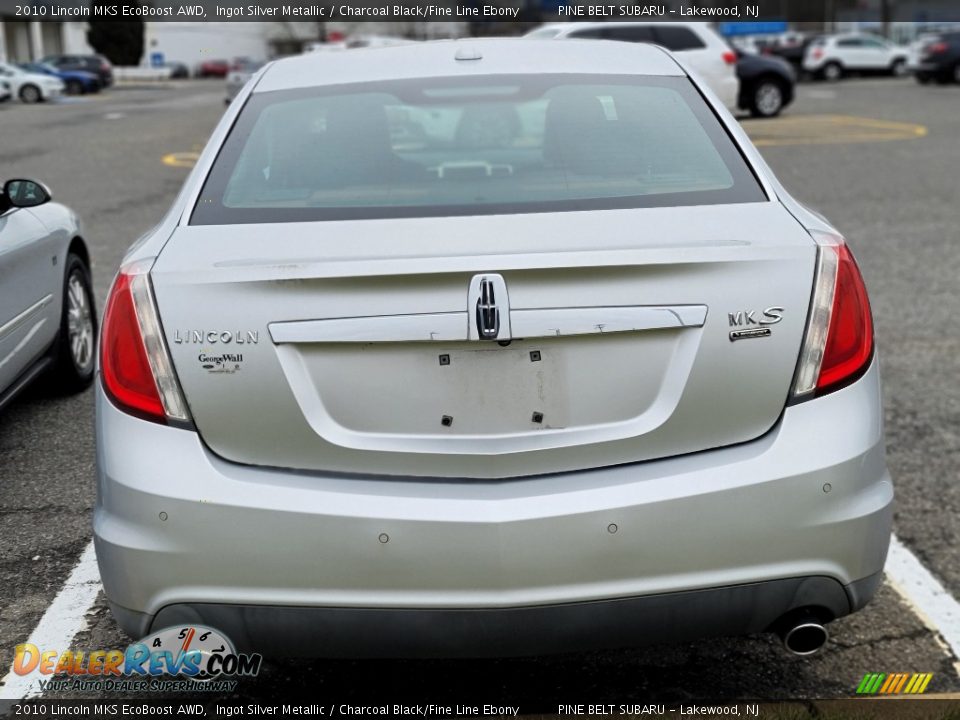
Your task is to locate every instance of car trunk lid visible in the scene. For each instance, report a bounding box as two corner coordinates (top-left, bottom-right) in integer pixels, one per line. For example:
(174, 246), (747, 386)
(150, 202), (814, 478)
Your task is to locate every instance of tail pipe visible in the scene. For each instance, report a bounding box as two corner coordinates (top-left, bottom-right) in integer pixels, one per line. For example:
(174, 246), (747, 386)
(778, 615), (829, 656)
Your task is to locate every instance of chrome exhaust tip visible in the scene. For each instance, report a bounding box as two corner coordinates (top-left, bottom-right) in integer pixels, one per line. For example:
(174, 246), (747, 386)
(781, 621), (829, 656)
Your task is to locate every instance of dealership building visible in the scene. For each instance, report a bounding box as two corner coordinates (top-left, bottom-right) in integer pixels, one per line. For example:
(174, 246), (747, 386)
(0, 18), (466, 67)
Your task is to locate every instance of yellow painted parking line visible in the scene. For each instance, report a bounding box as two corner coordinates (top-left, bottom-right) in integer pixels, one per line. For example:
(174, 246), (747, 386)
(161, 151), (200, 168)
(744, 114), (927, 148)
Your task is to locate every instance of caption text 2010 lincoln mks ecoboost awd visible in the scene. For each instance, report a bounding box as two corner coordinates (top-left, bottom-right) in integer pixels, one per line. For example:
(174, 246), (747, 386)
(94, 39), (891, 658)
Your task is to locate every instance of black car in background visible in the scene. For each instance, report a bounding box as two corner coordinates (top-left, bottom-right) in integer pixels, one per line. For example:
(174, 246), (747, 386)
(764, 33), (816, 74)
(41, 54), (113, 88)
(734, 48), (796, 118)
(164, 61), (190, 79)
(915, 32), (960, 84)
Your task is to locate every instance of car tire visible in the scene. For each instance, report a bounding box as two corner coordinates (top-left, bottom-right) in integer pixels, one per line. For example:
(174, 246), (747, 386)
(915, 71), (932, 84)
(749, 79), (785, 118)
(821, 62), (843, 82)
(19, 84), (42, 103)
(954, 64), (960, 84)
(66, 79), (84, 95)
(51, 253), (97, 393)
(890, 59), (907, 77)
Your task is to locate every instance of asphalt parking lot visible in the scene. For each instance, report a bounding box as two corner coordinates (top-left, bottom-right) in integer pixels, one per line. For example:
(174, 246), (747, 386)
(0, 76), (958, 704)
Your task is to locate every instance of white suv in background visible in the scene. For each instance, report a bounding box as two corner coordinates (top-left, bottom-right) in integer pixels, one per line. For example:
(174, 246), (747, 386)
(803, 34), (909, 80)
(526, 22), (739, 111)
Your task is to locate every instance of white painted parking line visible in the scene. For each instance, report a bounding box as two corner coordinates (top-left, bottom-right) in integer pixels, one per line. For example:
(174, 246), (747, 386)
(886, 534), (960, 668)
(0, 542), (100, 699)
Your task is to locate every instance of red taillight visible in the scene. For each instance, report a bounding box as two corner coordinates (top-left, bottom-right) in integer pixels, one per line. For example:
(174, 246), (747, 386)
(812, 47), (824, 60)
(816, 244), (874, 392)
(792, 236), (874, 399)
(722, 50), (737, 65)
(100, 271), (165, 421)
(100, 264), (190, 424)
(926, 41), (948, 54)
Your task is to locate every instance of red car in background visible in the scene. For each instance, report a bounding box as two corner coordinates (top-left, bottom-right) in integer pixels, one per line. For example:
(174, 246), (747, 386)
(197, 59), (229, 78)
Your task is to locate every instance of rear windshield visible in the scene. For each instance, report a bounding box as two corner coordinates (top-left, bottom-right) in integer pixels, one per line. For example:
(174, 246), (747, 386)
(525, 28), (563, 39)
(191, 74), (764, 224)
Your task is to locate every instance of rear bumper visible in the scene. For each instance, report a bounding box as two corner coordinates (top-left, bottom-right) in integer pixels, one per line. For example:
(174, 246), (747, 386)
(111, 573), (882, 658)
(914, 62), (951, 74)
(94, 359), (892, 655)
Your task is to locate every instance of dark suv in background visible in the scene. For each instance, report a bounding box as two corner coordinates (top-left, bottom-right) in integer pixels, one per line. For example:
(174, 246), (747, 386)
(41, 54), (113, 88)
(732, 47), (796, 118)
(914, 32), (960, 84)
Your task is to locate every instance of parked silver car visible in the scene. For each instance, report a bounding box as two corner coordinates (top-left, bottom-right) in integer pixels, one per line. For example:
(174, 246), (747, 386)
(95, 40), (891, 658)
(0, 179), (95, 410)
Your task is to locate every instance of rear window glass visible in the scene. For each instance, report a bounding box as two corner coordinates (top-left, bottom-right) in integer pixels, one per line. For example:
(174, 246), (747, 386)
(192, 74), (764, 225)
(568, 28), (607, 39)
(653, 27), (706, 51)
(525, 28), (562, 39)
(606, 26), (657, 43)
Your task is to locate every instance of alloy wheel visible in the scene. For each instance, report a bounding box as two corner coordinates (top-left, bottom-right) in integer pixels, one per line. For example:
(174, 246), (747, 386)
(755, 82), (784, 117)
(66, 271), (95, 374)
(20, 85), (40, 103)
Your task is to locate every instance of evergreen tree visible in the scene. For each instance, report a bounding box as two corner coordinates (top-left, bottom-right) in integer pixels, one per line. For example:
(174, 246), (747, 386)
(87, 1), (145, 66)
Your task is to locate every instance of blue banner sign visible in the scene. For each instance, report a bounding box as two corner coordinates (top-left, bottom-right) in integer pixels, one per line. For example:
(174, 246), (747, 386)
(719, 21), (789, 36)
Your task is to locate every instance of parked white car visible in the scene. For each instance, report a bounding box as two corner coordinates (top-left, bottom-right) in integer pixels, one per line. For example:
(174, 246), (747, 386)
(0, 62), (64, 102)
(526, 22), (739, 111)
(803, 34), (909, 81)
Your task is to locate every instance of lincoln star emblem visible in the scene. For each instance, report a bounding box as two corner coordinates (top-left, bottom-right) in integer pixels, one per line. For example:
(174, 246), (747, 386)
(468, 274), (511, 341)
(475, 278), (500, 339)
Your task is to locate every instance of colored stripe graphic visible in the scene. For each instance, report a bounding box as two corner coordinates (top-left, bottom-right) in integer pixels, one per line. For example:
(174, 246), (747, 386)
(856, 673), (885, 694)
(856, 672), (933, 694)
(893, 673), (909, 693)
(879, 674), (897, 693)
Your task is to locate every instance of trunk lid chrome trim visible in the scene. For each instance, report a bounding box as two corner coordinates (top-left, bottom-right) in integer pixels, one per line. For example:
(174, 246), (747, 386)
(268, 305), (707, 344)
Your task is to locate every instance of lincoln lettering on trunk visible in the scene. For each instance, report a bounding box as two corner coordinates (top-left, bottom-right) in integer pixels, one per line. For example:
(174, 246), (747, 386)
(173, 330), (259, 344)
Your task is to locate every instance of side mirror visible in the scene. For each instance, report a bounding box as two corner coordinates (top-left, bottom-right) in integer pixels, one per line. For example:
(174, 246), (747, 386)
(3, 179), (52, 208)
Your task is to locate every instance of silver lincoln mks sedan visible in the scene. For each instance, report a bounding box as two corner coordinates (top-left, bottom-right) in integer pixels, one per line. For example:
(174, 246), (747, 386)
(0, 179), (95, 411)
(95, 39), (891, 657)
